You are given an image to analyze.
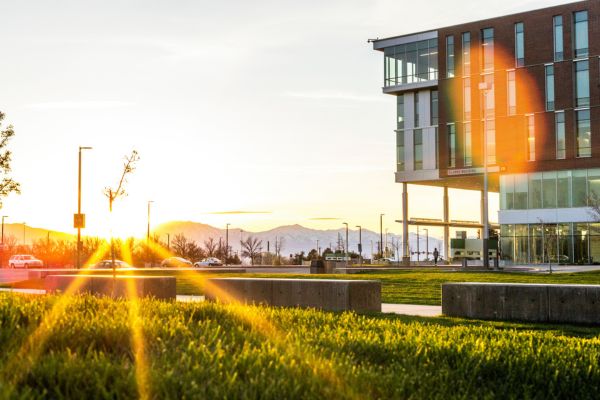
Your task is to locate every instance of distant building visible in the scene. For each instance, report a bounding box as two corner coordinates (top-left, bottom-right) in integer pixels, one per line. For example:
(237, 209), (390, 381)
(372, 0), (600, 264)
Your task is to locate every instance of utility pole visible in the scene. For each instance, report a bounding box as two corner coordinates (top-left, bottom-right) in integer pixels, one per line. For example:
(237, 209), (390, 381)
(1, 215), (7, 268)
(355, 225), (362, 265)
(225, 223), (230, 265)
(316, 239), (320, 256)
(147, 200), (154, 266)
(76, 146), (92, 269)
(416, 226), (420, 262)
(423, 228), (429, 261)
(343, 222), (349, 261)
(379, 214), (384, 258)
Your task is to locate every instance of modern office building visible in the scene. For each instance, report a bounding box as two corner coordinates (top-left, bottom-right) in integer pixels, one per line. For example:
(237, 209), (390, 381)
(372, 0), (600, 264)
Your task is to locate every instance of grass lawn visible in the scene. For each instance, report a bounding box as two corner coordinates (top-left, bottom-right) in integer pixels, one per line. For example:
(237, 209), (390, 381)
(1, 292), (600, 399)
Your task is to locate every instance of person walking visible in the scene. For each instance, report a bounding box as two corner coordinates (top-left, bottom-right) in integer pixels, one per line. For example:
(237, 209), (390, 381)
(433, 248), (439, 266)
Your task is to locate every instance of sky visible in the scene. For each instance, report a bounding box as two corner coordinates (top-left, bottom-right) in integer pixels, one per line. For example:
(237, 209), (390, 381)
(0, 0), (576, 239)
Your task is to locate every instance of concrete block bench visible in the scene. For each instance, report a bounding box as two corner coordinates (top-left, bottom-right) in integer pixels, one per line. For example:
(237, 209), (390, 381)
(442, 282), (600, 324)
(205, 278), (381, 312)
(44, 275), (176, 300)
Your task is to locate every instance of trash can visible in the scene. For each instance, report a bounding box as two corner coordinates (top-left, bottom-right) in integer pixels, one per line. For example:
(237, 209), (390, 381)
(310, 259), (325, 274)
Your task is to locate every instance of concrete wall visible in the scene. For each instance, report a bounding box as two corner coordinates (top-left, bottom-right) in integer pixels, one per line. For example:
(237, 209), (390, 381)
(443, 282), (600, 324)
(45, 275), (176, 300)
(205, 278), (381, 312)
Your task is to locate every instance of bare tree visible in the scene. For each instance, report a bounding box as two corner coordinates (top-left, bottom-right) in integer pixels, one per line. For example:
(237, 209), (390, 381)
(103, 150), (140, 271)
(0, 112), (20, 205)
(171, 234), (190, 259)
(203, 237), (218, 257)
(241, 236), (263, 265)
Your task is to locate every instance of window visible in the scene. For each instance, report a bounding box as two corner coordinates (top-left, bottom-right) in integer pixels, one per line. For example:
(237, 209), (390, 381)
(485, 119), (496, 165)
(462, 32), (471, 75)
(514, 174), (528, 209)
(573, 11), (588, 58)
(397, 131), (405, 171)
(464, 122), (472, 166)
(575, 60), (590, 107)
(397, 95), (404, 130)
(482, 73), (494, 118)
(448, 124), (456, 167)
(557, 170), (571, 207)
(543, 171), (557, 208)
(446, 35), (455, 78)
(529, 172), (542, 209)
(507, 70), (516, 115)
(463, 78), (471, 120)
(515, 23), (524, 67)
(553, 15), (563, 61)
(545, 65), (555, 111)
(431, 90), (439, 126)
(383, 39), (438, 87)
(576, 109), (591, 158)
(555, 111), (565, 159)
(527, 114), (535, 161)
(414, 129), (423, 170)
(414, 92), (420, 127)
(482, 28), (494, 72)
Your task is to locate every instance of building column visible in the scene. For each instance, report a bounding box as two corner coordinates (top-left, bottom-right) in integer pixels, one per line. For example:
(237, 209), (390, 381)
(402, 183), (410, 265)
(480, 190), (485, 231)
(443, 186), (449, 261)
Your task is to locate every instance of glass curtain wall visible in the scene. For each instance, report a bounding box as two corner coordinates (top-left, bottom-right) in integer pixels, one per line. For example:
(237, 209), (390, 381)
(384, 39), (438, 87)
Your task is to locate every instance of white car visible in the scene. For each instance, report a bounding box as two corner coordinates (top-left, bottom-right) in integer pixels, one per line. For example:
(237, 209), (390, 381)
(9, 255), (43, 269)
(194, 257), (223, 267)
(161, 257), (193, 268)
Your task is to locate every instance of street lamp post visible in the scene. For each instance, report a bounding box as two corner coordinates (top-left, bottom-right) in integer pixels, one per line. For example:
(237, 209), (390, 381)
(416, 226), (420, 263)
(379, 213), (384, 258)
(225, 223), (230, 265)
(147, 200), (154, 266)
(479, 81), (490, 269)
(22, 222), (26, 249)
(355, 225), (362, 265)
(423, 228), (429, 261)
(1, 215), (7, 268)
(316, 239), (320, 256)
(76, 146), (92, 269)
(342, 222), (349, 262)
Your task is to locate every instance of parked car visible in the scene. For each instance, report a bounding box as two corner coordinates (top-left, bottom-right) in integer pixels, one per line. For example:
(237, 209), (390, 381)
(9, 255), (43, 269)
(91, 260), (134, 269)
(194, 257), (223, 267)
(161, 257), (193, 268)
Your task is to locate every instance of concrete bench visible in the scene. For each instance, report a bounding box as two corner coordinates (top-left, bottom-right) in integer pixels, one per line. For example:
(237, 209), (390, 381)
(45, 275), (176, 300)
(442, 282), (600, 324)
(205, 278), (381, 312)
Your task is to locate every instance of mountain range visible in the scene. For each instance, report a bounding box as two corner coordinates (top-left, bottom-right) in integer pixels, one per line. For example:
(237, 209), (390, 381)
(5, 221), (444, 259)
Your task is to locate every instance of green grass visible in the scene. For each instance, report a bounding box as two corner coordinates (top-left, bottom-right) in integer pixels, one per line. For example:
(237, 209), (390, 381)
(1, 292), (600, 399)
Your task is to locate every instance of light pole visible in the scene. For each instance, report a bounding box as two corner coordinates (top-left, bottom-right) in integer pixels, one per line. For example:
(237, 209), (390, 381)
(76, 146), (92, 269)
(316, 239), (320, 256)
(22, 222), (26, 249)
(379, 213), (384, 258)
(355, 225), (362, 265)
(1, 215), (7, 268)
(416, 226), (420, 262)
(147, 200), (154, 266)
(479, 81), (491, 269)
(423, 228), (429, 261)
(385, 228), (389, 258)
(166, 233), (170, 251)
(225, 223), (230, 265)
(342, 222), (349, 261)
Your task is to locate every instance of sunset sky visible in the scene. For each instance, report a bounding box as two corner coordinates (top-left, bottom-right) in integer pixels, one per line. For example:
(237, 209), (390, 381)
(0, 0), (574, 239)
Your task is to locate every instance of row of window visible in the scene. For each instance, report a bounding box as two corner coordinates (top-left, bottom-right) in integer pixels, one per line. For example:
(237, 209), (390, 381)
(384, 39), (438, 87)
(396, 91), (439, 131)
(500, 168), (600, 210)
(499, 223), (598, 264)
(445, 10), (589, 77)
